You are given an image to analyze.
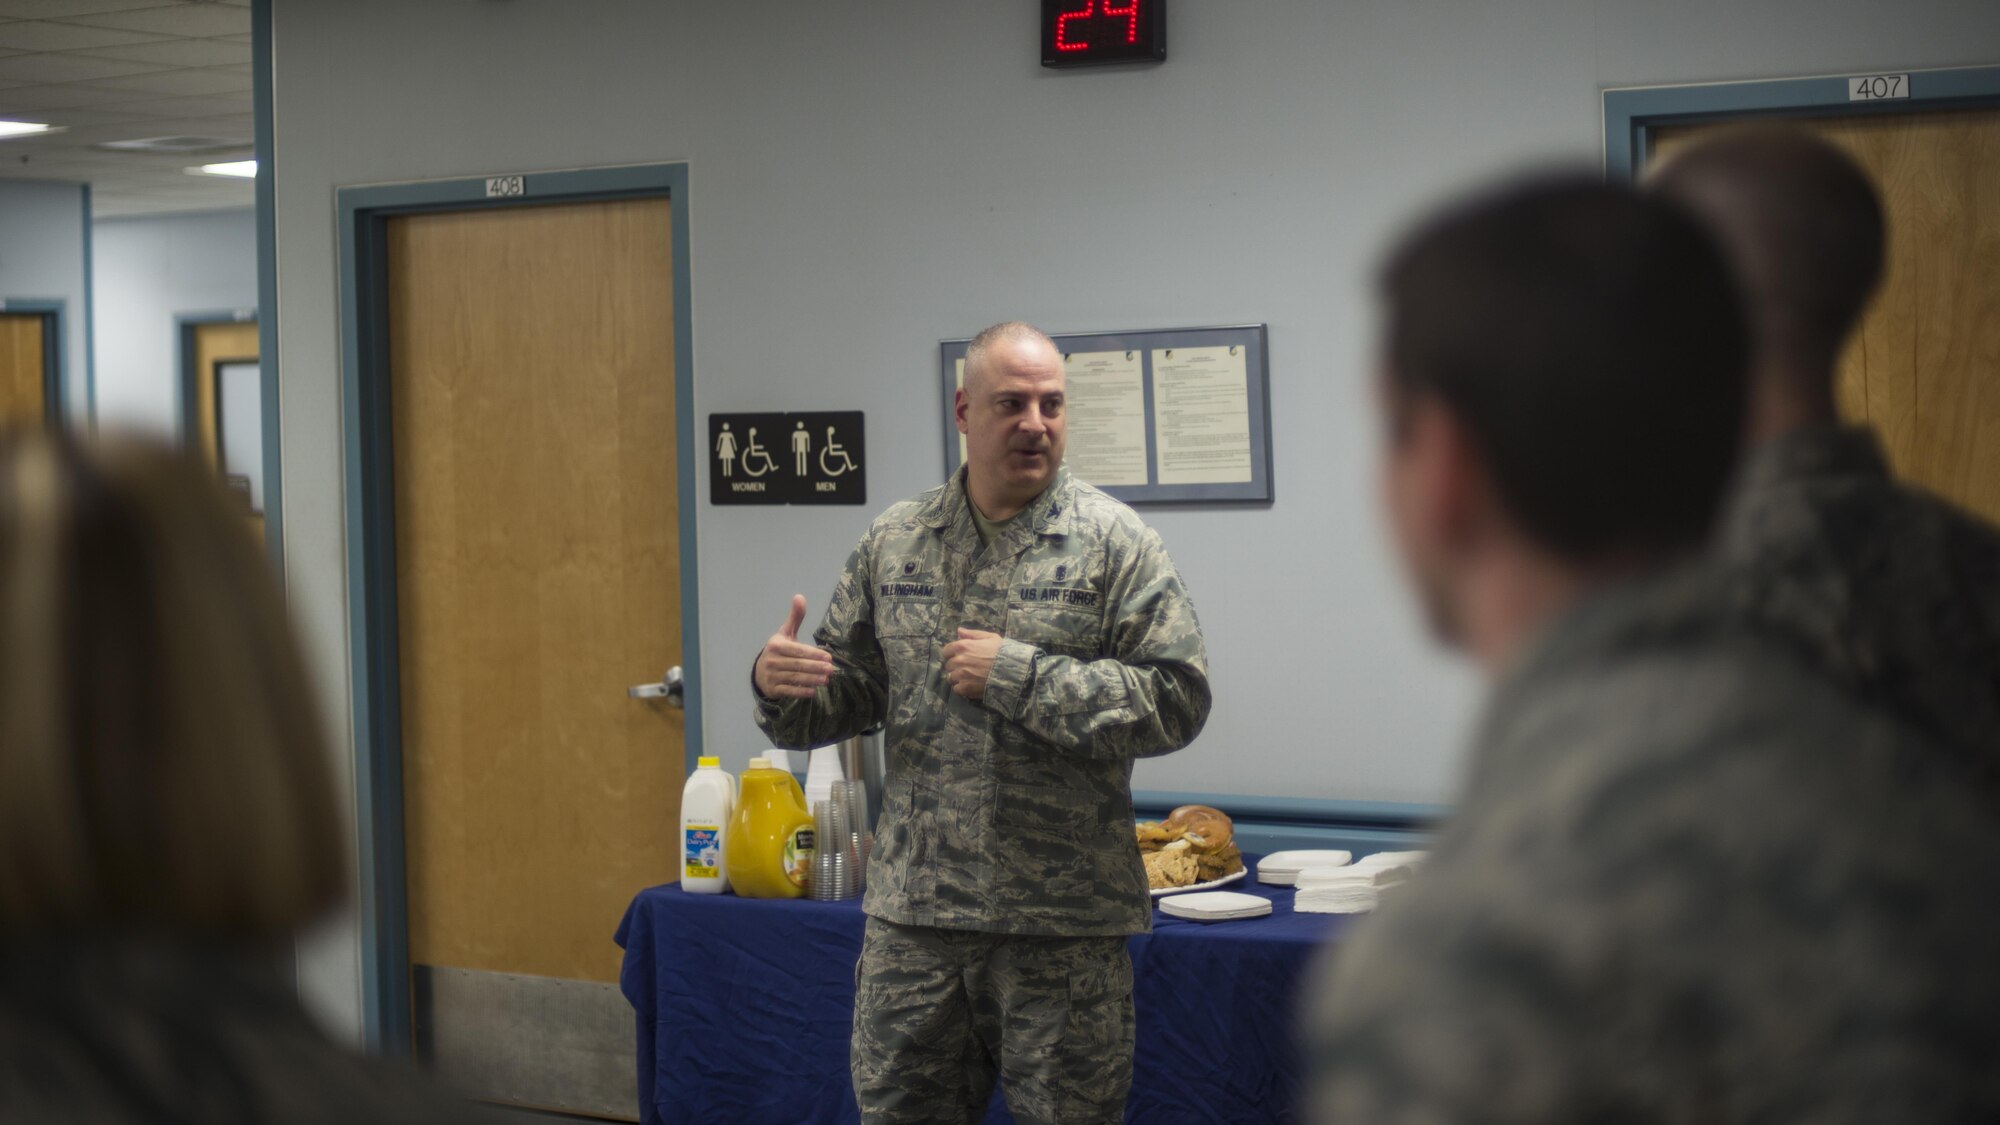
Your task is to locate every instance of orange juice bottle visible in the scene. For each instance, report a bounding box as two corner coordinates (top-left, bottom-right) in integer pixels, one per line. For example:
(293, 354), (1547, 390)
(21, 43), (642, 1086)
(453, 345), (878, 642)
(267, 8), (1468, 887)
(726, 757), (815, 898)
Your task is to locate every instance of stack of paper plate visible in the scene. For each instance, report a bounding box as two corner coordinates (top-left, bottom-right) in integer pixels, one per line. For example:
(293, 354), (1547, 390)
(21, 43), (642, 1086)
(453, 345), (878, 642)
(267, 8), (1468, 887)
(1158, 890), (1273, 922)
(1257, 850), (1353, 885)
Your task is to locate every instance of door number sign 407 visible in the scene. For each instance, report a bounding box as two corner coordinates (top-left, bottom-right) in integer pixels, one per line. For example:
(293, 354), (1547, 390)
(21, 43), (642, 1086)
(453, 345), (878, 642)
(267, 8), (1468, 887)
(1847, 73), (1909, 101)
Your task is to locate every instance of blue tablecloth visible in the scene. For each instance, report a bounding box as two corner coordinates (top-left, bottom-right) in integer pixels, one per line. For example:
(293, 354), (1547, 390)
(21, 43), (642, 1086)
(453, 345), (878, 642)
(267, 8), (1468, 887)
(615, 859), (1353, 1124)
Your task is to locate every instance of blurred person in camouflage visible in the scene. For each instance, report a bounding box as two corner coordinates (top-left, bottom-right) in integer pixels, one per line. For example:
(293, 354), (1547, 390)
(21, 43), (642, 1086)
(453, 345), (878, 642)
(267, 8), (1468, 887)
(1305, 175), (2000, 1122)
(752, 320), (1211, 1125)
(1651, 125), (2000, 785)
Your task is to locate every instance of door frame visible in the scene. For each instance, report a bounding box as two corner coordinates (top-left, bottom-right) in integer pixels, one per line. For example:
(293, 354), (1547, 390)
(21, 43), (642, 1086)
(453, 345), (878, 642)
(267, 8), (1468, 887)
(175, 308), (259, 451)
(1603, 63), (2000, 180)
(336, 163), (702, 1054)
(0, 298), (67, 425)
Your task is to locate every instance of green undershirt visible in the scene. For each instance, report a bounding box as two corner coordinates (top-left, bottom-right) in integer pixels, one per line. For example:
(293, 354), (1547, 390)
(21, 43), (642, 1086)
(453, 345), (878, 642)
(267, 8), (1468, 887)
(968, 485), (1026, 547)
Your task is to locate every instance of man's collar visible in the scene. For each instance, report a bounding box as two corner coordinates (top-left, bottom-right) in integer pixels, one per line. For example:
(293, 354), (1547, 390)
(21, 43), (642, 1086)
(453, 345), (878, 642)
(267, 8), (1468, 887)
(1737, 423), (1890, 497)
(921, 465), (1075, 535)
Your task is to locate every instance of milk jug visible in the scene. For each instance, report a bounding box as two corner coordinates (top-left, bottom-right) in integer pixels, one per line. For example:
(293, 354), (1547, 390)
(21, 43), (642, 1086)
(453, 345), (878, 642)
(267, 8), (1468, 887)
(726, 756), (815, 899)
(680, 757), (736, 894)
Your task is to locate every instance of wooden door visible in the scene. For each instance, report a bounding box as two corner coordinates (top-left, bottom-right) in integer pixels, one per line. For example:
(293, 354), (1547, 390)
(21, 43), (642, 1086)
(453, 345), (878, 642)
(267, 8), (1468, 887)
(190, 321), (263, 541)
(1654, 109), (2000, 523)
(0, 314), (48, 426)
(386, 199), (682, 1012)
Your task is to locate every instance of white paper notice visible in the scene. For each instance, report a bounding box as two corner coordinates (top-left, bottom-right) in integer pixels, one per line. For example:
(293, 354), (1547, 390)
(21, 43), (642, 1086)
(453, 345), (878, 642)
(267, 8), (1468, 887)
(1061, 350), (1149, 486)
(1151, 345), (1253, 485)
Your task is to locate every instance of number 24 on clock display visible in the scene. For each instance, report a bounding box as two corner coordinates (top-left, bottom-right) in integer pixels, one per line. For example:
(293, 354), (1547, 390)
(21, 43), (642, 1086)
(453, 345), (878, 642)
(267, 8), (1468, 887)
(1041, 0), (1167, 68)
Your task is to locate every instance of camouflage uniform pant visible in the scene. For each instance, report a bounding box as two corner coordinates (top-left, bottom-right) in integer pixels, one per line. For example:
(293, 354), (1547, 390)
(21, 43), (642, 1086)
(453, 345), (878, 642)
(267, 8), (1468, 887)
(851, 917), (1134, 1125)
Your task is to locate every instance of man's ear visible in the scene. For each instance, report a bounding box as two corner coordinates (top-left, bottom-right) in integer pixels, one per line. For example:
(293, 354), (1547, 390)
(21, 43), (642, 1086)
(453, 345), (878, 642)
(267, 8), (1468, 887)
(1411, 398), (1489, 555)
(954, 387), (970, 435)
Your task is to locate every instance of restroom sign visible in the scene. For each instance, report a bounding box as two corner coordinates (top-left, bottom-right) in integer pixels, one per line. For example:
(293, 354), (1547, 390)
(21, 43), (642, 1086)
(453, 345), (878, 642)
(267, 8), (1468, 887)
(710, 411), (866, 506)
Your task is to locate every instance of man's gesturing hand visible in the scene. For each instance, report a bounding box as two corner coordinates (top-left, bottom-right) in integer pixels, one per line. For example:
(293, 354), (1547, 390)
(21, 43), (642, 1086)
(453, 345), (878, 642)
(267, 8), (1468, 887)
(942, 627), (1003, 701)
(754, 594), (835, 700)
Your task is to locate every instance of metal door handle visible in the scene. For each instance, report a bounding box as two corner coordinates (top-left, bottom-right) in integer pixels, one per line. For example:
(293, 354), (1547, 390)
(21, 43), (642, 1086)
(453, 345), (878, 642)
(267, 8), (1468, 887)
(628, 665), (684, 708)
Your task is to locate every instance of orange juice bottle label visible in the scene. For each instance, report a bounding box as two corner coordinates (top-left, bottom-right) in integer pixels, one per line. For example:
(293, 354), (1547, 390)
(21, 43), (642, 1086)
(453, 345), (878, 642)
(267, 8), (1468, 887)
(784, 827), (815, 888)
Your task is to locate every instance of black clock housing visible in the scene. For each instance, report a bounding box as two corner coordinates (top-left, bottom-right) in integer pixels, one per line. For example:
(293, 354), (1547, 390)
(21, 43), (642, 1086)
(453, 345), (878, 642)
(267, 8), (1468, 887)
(1041, 0), (1167, 68)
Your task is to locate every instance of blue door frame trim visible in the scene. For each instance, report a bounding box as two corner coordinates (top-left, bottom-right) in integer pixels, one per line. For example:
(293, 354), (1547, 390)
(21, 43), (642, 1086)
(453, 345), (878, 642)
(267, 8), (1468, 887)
(1604, 64), (2000, 181)
(337, 162), (701, 1054)
(1, 298), (68, 424)
(80, 186), (95, 428)
(1132, 790), (1442, 858)
(174, 309), (258, 445)
(251, 0), (283, 570)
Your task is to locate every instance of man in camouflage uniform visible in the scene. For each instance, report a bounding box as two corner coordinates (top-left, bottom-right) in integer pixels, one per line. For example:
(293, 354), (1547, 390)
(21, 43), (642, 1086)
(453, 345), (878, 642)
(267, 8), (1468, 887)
(1306, 177), (2000, 1121)
(1650, 126), (2000, 785)
(752, 321), (1210, 1124)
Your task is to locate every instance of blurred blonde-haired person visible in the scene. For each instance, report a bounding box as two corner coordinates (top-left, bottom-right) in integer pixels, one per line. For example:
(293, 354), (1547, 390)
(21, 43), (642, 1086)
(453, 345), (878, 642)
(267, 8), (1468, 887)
(0, 430), (496, 1124)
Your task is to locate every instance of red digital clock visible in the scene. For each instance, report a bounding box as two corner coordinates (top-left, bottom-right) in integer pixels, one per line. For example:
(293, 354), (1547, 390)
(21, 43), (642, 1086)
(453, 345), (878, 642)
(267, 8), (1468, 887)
(1041, 0), (1167, 68)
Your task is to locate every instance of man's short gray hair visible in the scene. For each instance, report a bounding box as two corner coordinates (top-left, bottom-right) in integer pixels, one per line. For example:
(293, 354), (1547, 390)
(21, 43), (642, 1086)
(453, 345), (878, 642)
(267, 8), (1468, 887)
(963, 321), (1058, 391)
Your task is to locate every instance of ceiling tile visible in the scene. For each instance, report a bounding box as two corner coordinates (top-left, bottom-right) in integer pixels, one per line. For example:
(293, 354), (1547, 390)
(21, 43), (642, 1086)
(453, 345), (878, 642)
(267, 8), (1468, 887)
(0, 157), (102, 178)
(89, 110), (251, 136)
(23, 104), (152, 125)
(72, 38), (248, 66)
(0, 1), (168, 18)
(0, 19), (171, 51)
(0, 81), (141, 108)
(86, 92), (248, 118)
(0, 51), (168, 81)
(62, 6), (249, 37)
(89, 66), (247, 96)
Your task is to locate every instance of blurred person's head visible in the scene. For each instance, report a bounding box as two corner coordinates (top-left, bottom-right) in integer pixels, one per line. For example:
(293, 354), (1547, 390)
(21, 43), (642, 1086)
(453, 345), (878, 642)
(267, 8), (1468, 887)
(0, 429), (342, 947)
(1375, 173), (1749, 669)
(1648, 125), (1885, 440)
(956, 321), (1067, 519)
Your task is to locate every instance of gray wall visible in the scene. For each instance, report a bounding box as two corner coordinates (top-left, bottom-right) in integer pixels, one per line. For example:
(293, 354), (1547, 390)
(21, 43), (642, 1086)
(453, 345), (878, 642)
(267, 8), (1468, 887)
(270, 0), (2000, 1038)
(0, 179), (91, 422)
(92, 208), (259, 438)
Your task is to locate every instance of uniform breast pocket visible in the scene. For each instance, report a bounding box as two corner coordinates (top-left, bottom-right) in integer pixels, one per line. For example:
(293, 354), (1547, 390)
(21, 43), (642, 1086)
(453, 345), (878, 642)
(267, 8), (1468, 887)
(1005, 598), (1107, 660)
(874, 598), (941, 682)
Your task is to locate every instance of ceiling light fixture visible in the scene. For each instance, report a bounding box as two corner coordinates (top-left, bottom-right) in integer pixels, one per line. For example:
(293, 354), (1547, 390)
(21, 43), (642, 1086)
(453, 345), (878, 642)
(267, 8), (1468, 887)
(0, 121), (61, 140)
(188, 159), (257, 179)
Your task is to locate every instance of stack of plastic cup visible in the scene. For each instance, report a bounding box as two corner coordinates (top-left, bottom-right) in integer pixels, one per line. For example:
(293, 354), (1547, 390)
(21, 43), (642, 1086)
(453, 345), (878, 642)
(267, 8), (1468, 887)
(832, 778), (873, 892)
(809, 799), (855, 901)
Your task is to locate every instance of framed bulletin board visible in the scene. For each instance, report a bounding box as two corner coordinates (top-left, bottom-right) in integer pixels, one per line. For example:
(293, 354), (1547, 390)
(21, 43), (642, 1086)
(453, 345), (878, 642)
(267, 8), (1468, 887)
(941, 324), (1272, 504)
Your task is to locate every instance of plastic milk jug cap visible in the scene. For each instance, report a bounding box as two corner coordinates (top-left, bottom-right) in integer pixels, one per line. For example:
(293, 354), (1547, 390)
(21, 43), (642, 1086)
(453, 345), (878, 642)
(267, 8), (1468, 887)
(698, 756), (720, 768)
(746, 756), (770, 770)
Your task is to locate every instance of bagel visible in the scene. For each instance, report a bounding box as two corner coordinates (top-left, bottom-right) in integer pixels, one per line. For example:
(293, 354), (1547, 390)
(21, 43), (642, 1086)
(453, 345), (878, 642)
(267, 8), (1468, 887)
(1163, 804), (1233, 851)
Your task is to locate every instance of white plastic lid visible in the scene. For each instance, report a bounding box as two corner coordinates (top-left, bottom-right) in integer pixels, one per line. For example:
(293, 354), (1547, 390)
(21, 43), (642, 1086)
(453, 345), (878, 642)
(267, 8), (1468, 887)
(746, 756), (770, 770)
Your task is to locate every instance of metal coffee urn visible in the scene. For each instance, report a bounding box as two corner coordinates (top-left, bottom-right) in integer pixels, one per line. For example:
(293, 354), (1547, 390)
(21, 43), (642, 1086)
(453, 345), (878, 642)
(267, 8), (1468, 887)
(837, 727), (885, 832)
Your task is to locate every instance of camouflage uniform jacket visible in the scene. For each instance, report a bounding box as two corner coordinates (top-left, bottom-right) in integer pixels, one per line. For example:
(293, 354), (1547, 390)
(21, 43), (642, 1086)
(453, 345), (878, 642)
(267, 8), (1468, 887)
(1718, 423), (2000, 789)
(1307, 567), (2000, 1123)
(755, 467), (1210, 937)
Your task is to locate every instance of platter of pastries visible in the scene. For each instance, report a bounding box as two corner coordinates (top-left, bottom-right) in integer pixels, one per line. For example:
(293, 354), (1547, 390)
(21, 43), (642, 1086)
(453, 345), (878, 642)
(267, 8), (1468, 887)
(1137, 804), (1247, 896)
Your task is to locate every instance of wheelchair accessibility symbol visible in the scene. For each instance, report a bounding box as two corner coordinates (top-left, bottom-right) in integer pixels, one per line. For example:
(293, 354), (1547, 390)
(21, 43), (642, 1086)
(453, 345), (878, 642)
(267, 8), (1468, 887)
(819, 426), (859, 477)
(738, 426), (781, 478)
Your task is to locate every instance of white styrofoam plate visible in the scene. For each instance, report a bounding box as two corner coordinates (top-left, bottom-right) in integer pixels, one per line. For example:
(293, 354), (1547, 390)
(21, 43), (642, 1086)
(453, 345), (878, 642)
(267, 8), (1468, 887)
(1150, 866), (1248, 898)
(1158, 889), (1274, 921)
(1257, 850), (1353, 885)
